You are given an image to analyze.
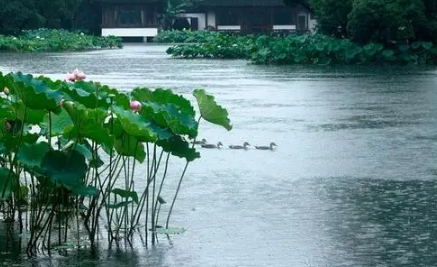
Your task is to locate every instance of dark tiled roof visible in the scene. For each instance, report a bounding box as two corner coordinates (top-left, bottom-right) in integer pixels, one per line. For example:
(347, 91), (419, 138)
(97, 0), (160, 3)
(97, 0), (287, 6)
(199, 0), (286, 6)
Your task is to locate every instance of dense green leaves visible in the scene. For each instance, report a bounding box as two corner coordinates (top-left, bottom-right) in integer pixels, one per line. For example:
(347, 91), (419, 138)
(0, 70), (231, 248)
(168, 33), (437, 65)
(193, 89), (232, 131)
(5, 72), (62, 111)
(17, 142), (50, 170)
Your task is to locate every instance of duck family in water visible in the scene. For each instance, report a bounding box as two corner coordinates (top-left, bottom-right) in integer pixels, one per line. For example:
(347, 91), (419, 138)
(191, 139), (277, 150)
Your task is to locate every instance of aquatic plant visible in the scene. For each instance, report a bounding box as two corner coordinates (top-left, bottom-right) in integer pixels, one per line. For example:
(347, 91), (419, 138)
(0, 29), (122, 52)
(166, 33), (437, 65)
(155, 30), (221, 43)
(0, 70), (231, 254)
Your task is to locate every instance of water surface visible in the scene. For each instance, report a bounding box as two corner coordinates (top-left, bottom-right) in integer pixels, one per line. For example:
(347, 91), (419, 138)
(1, 45), (437, 266)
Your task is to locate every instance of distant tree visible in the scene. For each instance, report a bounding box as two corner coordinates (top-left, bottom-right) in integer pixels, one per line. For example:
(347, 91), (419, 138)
(159, 0), (203, 30)
(348, 0), (432, 44)
(308, 0), (353, 37)
(0, 0), (84, 35)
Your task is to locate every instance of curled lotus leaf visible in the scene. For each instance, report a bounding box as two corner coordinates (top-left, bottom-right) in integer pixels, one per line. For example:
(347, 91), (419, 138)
(62, 81), (116, 109)
(156, 135), (200, 162)
(193, 89), (232, 131)
(140, 101), (198, 138)
(114, 134), (146, 163)
(5, 72), (63, 111)
(131, 87), (195, 116)
(112, 106), (158, 142)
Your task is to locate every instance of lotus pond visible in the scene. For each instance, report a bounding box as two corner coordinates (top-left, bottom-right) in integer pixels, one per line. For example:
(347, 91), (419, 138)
(1, 45), (437, 267)
(166, 32), (437, 65)
(0, 29), (122, 52)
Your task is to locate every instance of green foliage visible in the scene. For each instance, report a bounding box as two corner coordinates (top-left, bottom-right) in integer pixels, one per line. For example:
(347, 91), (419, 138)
(193, 89), (232, 131)
(167, 33), (437, 65)
(0, 70), (232, 252)
(0, 29), (122, 52)
(155, 30), (221, 43)
(307, 0), (437, 44)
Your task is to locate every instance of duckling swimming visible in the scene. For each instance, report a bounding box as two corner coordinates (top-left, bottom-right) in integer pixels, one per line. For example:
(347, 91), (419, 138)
(191, 138), (207, 145)
(201, 142), (223, 149)
(255, 142), (277, 150)
(229, 142), (250, 150)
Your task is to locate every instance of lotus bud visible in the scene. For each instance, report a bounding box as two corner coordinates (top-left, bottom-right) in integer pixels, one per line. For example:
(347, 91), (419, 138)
(65, 73), (76, 82)
(130, 100), (142, 112)
(3, 87), (9, 95)
(72, 68), (86, 81)
(76, 72), (86, 81)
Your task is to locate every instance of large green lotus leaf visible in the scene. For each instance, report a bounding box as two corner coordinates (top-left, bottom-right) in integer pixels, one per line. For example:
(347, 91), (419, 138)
(41, 150), (89, 195)
(66, 119), (114, 149)
(156, 135), (200, 162)
(13, 102), (46, 125)
(193, 89), (232, 131)
(63, 102), (113, 148)
(114, 134), (146, 163)
(131, 87), (195, 116)
(0, 98), (14, 120)
(62, 81), (109, 109)
(63, 101), (107, 125)
(140, 101), (198, 138)
(0, 167), (13, 200)
(111, 188), (139, 203)
(6, 72), (63, 111)
(112, 106), (157, 142)
(44, 108), (74, 136)
(17, 142), (50, 169)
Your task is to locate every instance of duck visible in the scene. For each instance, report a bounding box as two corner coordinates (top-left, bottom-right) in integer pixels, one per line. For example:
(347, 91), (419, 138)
(255, 142), (277, 150)
(229, 142), (251, 149)
(201, 142), (223, 149)
(191, 138), (207, 145)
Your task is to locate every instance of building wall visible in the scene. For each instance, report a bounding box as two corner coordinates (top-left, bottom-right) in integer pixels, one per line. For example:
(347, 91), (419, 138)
(102, 28), (158, 37)
(207, 11), (216, 28)
(177, 13), (207, 30)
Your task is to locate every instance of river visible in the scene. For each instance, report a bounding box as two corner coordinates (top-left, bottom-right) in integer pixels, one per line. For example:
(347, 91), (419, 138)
(1, 45), (437, 266)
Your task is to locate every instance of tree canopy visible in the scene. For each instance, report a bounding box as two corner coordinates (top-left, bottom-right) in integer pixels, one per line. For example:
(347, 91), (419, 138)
(0, 0), (86, 35)
(284, 0), (437, 44)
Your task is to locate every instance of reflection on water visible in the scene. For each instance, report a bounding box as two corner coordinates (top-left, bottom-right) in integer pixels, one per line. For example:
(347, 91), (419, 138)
(1, 45), (437, 266)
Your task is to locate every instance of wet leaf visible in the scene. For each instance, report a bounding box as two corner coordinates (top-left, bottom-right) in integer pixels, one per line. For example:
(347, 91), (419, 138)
(157, 135), (200, 162)
(45, 108), (73, 136)
(193, 89), (232, 131)
(114, 134), (146, 163)
(112, 106), (157, 142)
(41, 150), (89, 195)
(131, 87), (195, 116)
(17, 142), (50, 169)
(5, 72), (62, 111)
(111, 188), (139, 203)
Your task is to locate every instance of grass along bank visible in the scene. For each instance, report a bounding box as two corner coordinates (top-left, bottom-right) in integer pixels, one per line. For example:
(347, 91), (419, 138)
(166, 32), (437, 65)
(0, 28), (122, 52)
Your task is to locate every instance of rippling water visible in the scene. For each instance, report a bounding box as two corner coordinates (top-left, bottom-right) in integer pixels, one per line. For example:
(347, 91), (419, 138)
(1, 45), (437, 266)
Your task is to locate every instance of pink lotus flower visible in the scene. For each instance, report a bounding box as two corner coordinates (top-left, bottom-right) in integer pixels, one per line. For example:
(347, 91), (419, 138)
(130, 100), (142, 112)
(65, 68), (87, 82)
(3, 87), (9, 95)
(73, 68), (86, 81)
